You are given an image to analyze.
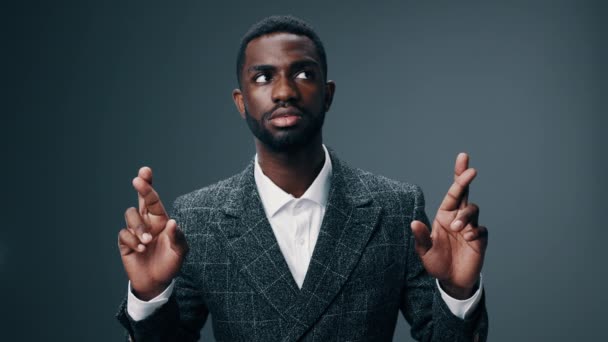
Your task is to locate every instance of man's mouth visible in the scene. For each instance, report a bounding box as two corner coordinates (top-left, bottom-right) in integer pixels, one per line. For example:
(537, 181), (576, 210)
(269, 114), (302, 127)
(268, 108), (303, 128)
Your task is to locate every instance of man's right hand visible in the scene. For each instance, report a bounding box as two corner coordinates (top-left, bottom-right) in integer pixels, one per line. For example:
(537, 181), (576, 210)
(118, 167), (189, 301)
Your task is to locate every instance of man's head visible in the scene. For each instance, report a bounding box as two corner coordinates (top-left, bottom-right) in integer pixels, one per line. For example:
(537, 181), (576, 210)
(236, 15), (328, 87)
(232, 15), (335, 153)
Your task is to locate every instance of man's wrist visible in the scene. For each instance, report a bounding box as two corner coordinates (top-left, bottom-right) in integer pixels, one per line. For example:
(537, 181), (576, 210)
(131, 281), (172, 301)
(127, 280), (175, 321)
(436, 276), (483, 319)
(439, 279), (479, 300)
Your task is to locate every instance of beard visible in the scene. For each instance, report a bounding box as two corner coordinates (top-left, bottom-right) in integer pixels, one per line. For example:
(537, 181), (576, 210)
(245, 106), (326, 153)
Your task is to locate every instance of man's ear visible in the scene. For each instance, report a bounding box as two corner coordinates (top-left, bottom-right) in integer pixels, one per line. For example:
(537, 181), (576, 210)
(324, 80), (336, 112)
(232, 88), (246, 119)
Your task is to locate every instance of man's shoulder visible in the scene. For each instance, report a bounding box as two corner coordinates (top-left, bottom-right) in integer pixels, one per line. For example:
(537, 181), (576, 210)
(340, 163), (426, 219)
(346, 164), (423, 200)
(171, 169), (247, 212)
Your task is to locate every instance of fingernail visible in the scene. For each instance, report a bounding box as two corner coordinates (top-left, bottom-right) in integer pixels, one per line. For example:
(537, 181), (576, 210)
(451, 220), (463, 230)
(142, 233), (152, 243)
(137, 244), (145, 252)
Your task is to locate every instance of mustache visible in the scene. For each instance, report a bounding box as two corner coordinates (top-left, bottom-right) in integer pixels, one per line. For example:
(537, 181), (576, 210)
(263, 103), (306, 121)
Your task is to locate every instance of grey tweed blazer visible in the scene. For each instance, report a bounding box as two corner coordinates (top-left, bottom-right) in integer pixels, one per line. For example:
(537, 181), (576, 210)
(116, 149), (488, 341)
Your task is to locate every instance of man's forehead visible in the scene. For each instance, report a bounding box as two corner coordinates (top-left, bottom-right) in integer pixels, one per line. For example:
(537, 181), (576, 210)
(244, 32), (320, 66)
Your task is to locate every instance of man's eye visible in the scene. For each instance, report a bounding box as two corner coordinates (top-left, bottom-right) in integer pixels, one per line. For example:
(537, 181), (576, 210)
(295, 71), (311, 79)
(255, 74), (270, 83)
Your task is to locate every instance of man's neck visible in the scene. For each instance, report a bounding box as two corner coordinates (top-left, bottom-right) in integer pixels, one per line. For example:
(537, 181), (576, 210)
(255, 137), (325, 198)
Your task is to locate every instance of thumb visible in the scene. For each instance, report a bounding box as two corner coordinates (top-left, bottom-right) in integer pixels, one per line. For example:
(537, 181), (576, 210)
(165, 219), (188, 257)
(410, 220), (432, 258)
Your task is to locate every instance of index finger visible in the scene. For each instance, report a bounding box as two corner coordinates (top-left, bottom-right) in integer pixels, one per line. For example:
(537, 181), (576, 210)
(454, 153), (469, 179)
(138, 166), (153, 184)
(454, 153), (470, 208)
(439, 167), (477, 211)
(133, 176), (167, 218)
(137, 166), (153, 214)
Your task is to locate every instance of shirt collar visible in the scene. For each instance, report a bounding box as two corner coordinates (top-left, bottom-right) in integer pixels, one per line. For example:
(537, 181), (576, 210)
(254, 144), (332, 217)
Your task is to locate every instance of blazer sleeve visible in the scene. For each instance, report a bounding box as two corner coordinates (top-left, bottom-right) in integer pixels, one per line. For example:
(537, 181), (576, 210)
(116, 198), (210, 342)
(399, 185), (488, 342)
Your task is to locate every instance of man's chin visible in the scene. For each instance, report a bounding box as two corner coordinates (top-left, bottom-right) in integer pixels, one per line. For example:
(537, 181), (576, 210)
(258, 130), (318, 152)
(265, 137), (310, 152)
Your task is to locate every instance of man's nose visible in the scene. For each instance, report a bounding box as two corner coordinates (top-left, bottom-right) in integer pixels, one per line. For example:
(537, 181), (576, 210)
(271, 76), (299, 104)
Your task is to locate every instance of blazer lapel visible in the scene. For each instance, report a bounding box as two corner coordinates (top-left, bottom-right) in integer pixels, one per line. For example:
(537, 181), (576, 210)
(211, 151), (382, 340)
(284, 150), (382, 341)
(211, 162), (301, 322)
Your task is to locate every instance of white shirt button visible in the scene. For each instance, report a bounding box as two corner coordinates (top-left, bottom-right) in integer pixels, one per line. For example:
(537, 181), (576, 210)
(297, 238), (305, 245)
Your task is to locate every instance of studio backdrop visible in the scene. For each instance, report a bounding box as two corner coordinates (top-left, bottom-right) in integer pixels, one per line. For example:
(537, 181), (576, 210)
(5, 1), (606, 341)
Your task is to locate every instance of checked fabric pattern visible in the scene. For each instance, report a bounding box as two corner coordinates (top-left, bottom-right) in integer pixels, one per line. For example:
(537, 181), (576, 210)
(116, 148), (488, 341)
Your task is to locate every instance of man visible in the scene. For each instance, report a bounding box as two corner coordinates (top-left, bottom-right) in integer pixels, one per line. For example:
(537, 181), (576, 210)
(116, 15), (488, 341)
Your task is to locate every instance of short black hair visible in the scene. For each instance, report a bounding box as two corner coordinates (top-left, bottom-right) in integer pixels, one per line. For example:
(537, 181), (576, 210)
(236, 15), (327, 87)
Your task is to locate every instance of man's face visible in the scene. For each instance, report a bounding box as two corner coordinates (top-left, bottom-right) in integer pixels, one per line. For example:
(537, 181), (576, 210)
(233, 33), (335, 152)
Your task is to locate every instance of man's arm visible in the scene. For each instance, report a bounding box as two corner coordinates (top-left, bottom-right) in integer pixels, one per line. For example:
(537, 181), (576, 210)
(116, 261), (209, 341)
(400, 185), (488, 341)
(116, 177), (210, 341)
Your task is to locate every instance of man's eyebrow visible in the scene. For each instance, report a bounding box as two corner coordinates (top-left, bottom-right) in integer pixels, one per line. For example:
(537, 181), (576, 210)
(247, 60), (320, 74)
(247, 65), (276, 73)
(289, 60), (320, 70)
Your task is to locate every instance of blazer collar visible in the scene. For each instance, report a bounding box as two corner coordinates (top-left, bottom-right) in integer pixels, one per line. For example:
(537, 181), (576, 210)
(217, 147), (381, 340)
(221, 147), (371, 217)
(254, 144), (332, 218)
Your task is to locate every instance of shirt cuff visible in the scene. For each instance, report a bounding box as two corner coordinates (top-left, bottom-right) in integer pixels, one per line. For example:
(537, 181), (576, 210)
(436, 275), (483, 319)
(127, 279), (175, 321)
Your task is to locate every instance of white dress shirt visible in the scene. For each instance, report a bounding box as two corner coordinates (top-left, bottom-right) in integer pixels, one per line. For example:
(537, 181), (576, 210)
(127, 145), (482, 321)
(253, 145), (331, 288)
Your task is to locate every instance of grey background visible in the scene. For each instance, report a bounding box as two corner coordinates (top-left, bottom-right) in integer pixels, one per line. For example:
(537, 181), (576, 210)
(4, 0), (606, 340)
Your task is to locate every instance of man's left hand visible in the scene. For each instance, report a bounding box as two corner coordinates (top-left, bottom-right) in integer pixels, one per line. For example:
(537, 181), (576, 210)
(410, 153), (488, 299)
